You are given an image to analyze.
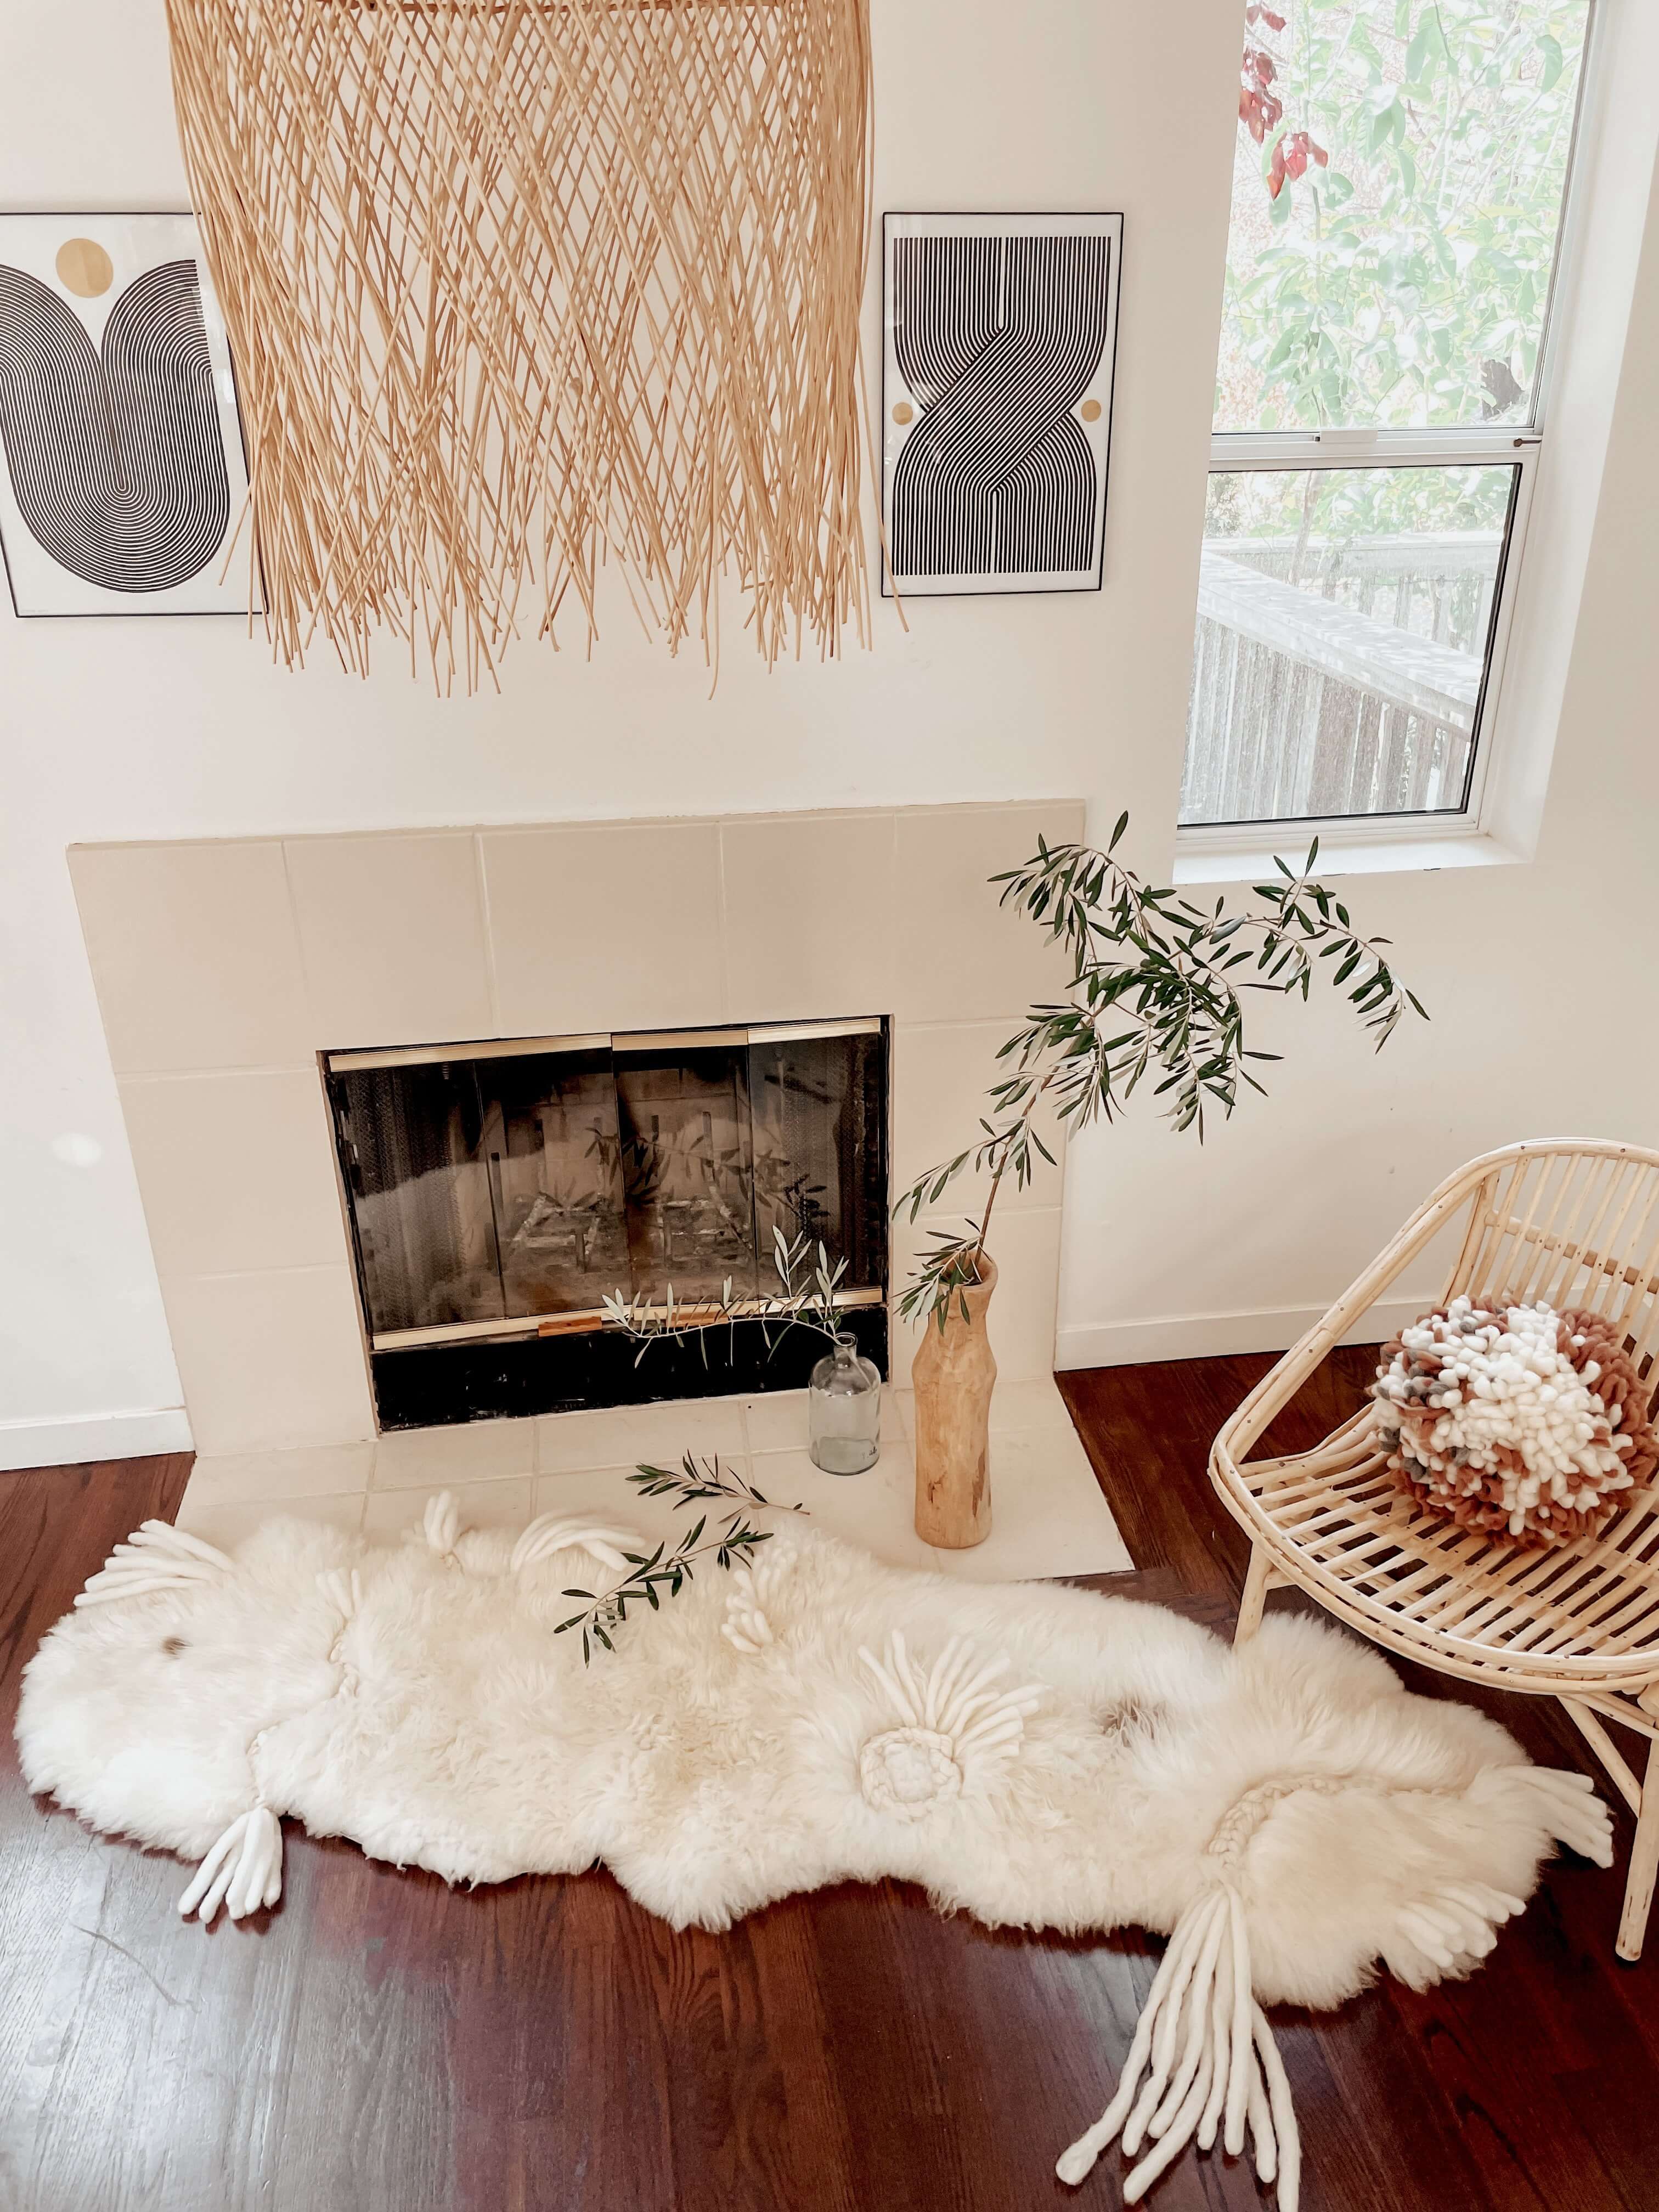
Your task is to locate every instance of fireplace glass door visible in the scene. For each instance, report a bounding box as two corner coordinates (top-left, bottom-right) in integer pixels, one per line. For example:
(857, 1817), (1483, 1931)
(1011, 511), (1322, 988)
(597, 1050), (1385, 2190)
(324, 1020), (886, 1353)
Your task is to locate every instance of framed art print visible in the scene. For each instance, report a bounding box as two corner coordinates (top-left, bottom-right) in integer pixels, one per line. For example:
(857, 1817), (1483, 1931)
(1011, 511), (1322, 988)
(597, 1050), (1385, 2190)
(0, 212), (257, 617)
(881, 212), (1122, 598)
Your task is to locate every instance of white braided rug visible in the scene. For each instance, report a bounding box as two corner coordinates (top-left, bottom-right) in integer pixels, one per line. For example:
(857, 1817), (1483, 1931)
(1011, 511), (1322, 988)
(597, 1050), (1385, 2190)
(17, 1497), (1611, 2208)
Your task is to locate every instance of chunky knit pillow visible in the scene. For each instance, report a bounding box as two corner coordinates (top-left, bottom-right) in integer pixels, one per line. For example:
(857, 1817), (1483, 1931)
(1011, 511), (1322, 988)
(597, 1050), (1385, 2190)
(1373, 1295), (1658, 1547)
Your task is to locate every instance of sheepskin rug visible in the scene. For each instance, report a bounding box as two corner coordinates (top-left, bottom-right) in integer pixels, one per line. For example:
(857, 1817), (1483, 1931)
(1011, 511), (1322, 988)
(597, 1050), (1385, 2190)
(16, 1496), (1612, 2209)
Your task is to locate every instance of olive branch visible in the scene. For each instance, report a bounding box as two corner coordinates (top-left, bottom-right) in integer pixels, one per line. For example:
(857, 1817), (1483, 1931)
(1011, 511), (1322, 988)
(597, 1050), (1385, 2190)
(896, 816), (1427, 1334)
(553, 1454), (805, 1664)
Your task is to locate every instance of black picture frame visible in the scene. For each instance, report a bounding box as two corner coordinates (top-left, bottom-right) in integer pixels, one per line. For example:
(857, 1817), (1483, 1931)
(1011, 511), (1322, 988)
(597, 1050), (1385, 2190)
(879, 210), (1124, 601)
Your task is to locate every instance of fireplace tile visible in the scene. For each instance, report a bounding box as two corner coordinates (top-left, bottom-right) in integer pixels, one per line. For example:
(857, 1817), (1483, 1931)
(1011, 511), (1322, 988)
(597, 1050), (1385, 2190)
(990, 1378), (1084, 1432)
(535, 1393), (746, 1475)
(889, 1376), (1079, 1441)
(529, 1466), (730, 1551)
(532, 1450), (948, 1575)
(175, 1486), (366, 1549)
(482, 823), (724, 1035)
(891, 1020), (1066, 1218)
(927, 1425), (1132, 1583)
(363, 1475), (535, 1540)
(970, 1207), (1065, 1380)
(163, 1264), (375, 1454)
(721, 812), (895, 1020)
(70, 840), (309, 1074)
(185, 1441), (375, 1500)
(739, 1442), (944, 1569)
(118, 1070), (345, 1277)
(889, 1206), (1062, 1386)
(890, 803), (1084, 1023)
(167, 1426), (1126, 1584)
(741, 1385), (904, 1457)
(371, 1417), (538, 1491)
(286, 832), (491, 1048)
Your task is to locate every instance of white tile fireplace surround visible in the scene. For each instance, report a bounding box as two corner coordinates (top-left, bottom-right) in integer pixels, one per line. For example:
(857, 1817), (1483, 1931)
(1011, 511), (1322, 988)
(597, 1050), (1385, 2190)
(70, 800), (1128, 1581)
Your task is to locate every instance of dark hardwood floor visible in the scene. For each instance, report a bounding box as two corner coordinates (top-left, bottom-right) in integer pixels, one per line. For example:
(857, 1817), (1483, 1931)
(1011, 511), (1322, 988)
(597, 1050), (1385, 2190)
(4, 1353), (1658, 2211)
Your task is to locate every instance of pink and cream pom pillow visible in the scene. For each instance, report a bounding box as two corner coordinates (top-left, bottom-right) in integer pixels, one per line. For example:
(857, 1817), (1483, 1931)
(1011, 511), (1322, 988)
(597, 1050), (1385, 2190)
(1373, 1295), (1658, 1547)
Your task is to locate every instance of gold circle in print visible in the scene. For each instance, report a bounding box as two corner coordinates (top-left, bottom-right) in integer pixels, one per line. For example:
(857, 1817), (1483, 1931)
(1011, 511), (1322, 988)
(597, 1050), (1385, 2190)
(892, 399), (914, 425)
(1080, 397), (1103, 423)
(57, 239), (115, 298)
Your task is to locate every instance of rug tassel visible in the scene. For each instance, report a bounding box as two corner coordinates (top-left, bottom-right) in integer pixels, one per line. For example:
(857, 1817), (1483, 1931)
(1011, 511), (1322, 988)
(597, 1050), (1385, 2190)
(510, 1515), (637, 1577)
(177, 1805), (284, 1925)
(1056, 1886), (1299, 2210)
(424, 1493), (461, 1558)
(75, 1520), (234, 1607)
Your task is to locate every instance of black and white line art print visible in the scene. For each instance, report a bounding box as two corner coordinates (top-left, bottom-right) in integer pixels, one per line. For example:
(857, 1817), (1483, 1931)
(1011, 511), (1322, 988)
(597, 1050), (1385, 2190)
(0, 214), (256, 617)
(881, 213), (1122, 597)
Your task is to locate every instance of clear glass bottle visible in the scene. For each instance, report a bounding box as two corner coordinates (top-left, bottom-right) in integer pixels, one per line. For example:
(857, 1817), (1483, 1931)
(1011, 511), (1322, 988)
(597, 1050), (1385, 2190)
(808, 1331), (882, 1475)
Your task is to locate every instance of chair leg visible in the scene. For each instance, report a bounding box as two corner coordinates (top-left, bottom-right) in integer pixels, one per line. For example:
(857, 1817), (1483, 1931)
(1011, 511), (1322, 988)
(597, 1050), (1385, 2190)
(1234, 1546), (1277, 1645)
(1618, 1737), (1659, 1962)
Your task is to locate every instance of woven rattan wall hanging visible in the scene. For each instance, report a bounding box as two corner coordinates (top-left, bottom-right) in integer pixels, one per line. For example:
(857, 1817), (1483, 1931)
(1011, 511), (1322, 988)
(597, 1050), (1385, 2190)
(164, 0), (872, 689)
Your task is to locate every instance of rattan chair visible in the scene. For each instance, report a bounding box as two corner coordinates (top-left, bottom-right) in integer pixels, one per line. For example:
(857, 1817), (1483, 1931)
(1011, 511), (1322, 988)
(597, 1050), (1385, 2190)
(1211, 1140), (1659, 1961)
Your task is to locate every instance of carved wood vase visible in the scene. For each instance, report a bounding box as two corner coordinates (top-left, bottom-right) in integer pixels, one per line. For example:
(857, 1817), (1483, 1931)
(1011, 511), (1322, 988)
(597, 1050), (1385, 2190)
(911, 1254), (997, 1548)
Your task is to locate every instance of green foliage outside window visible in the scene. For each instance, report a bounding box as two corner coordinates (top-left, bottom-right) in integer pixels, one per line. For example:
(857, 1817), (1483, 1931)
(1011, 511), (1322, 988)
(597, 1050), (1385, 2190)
(1221, 0), (1588, 438)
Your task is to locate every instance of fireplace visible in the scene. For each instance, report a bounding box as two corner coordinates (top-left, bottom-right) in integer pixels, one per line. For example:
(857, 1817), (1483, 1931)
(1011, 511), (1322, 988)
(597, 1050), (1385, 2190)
(324, 1018), (888, 1427)
(68, 800), (1084, 1471)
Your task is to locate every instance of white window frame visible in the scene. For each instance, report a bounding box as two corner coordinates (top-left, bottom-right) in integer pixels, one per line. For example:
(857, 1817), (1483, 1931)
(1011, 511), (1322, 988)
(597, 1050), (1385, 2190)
(1173, 0), (1659, 882)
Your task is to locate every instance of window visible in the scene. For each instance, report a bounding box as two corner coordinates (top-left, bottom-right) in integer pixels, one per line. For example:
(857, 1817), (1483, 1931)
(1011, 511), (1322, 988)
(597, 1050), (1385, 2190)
(1180, 1), (1594, 832)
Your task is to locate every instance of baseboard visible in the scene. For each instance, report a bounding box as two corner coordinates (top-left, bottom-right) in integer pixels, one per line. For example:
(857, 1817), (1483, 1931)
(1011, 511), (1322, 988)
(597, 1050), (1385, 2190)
(1055, 1294), (1431, 1373)
(0, 1406), (194, 1473)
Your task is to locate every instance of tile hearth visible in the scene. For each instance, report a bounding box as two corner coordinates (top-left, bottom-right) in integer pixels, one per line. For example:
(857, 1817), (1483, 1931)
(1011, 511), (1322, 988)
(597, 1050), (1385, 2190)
(176, 1379), (1131, 1585)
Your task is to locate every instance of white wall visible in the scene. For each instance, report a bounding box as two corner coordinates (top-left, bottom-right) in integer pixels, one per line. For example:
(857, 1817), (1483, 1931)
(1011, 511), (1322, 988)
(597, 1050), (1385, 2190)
(2, 0), (1656, 1454)
(0, 0), (1243, 1452)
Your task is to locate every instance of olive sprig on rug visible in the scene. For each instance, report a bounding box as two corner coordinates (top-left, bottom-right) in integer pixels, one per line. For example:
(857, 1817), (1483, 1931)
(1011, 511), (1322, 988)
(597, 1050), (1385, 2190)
(554, 1456), (804, 1664)
(897, 816), (1427, 1333)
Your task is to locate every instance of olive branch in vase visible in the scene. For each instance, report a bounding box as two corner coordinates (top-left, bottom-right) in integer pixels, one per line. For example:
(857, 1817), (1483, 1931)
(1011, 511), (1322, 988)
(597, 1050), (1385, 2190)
(895, 816), (1427, 1334)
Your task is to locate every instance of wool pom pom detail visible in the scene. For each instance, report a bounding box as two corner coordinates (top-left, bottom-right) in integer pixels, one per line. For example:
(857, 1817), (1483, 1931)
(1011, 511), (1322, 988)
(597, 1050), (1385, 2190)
(855, 1632), (1042, 1820)
(1373, 1295), (1657, 1546)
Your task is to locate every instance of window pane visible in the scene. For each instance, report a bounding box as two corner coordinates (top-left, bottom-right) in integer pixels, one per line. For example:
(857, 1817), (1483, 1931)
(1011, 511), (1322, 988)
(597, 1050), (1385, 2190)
(1220, 1), (1588, 432)
(1181, 464), (1517, 825)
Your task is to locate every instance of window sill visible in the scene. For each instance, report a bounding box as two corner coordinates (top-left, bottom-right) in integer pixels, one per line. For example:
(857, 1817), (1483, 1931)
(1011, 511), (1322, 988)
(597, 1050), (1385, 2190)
(1171, 820), (1524, 885)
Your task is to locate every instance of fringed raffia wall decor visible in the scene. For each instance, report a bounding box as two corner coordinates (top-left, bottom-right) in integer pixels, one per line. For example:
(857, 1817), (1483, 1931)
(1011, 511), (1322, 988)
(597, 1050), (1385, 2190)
(164, 0), (873, 688)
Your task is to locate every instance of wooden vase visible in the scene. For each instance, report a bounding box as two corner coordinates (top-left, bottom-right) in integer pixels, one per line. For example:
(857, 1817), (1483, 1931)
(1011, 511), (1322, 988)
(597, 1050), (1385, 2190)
(911, 1254), (997, 1549)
